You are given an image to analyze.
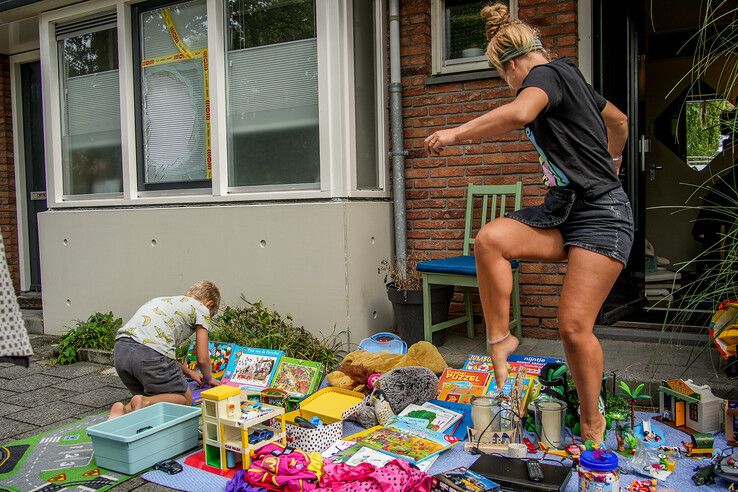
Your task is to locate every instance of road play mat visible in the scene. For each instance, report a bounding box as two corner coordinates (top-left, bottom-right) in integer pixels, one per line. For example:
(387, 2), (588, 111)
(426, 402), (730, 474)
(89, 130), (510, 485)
(0, 415), (132, 492)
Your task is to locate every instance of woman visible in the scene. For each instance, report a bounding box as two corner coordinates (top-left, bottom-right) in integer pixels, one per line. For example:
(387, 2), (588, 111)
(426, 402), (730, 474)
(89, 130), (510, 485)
(424, 3), (632, 443)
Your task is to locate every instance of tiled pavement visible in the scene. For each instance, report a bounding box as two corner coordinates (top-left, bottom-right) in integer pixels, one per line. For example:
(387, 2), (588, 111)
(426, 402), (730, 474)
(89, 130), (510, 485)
(0, 335), (171, 490)
(1, 332), (735, 491)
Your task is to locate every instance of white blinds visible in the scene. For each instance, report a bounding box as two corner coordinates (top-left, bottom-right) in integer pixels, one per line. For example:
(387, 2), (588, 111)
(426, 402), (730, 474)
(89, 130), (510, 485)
(227, 38), (319, 134)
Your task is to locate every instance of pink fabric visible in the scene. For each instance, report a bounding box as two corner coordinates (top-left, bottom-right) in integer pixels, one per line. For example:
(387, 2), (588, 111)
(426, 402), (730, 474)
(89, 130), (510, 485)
(245, 443), (319, 492)
(317, 459), (433, 492)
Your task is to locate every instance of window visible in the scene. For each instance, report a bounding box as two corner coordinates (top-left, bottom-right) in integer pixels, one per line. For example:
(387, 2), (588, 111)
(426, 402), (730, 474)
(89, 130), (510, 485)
(689, 402), (699, 422)
(57, 14), (123, 196)
(353, 0), (380, 189)
(431, 0), (515, 75)
(685, 97), (735, 171)
(133, 0), (210, 190)
(225, 0), (320, 188)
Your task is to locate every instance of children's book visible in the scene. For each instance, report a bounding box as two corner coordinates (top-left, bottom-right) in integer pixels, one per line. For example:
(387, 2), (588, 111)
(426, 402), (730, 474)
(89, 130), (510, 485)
(185, 341), (234, 380)
(437, 368), (490, 405)
(462, 354), (564, 377)
(270, 356), (323, 397)
(398, 402), (463, 433)
(434, 467), (500, 492)
(426, 399), (473, 440)
(356, 419), (459, 464)
(485, 375), (534, 399)
(333, 444), (438, 472)
(221, 346), (284, 390)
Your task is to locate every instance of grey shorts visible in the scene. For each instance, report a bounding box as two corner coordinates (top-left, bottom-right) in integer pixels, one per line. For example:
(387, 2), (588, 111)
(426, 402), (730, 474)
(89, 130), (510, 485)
(506, 186), (634, 266)
(113, 337), (188, 396)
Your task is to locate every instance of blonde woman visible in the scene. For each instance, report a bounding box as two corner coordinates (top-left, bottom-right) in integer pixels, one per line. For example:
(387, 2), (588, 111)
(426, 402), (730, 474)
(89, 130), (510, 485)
(424, 2), (632, 442)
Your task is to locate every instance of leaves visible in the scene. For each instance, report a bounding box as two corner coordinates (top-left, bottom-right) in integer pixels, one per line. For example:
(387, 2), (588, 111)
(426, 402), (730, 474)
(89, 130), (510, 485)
(208, 295), (347, 372)
(633, 383), (645, 397)
(618, 380), (633, 397)
(54, 312), (122, 365)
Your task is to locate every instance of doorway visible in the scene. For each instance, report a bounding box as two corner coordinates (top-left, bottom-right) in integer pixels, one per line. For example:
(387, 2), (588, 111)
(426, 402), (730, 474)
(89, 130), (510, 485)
(593, 0), (737, 326)
(13, 58), (46, 292)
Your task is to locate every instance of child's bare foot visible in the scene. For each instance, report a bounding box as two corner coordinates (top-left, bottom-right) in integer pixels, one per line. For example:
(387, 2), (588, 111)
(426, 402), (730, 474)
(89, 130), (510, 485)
(109, 402), (125, 420)
(580, 413), (607, 443)
(488, 333), (519, 390)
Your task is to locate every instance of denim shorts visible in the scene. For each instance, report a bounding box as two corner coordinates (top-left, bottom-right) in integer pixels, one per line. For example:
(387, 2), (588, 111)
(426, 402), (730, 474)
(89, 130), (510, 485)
(506, 186), (634, 266)
(113, 337), (188, 396)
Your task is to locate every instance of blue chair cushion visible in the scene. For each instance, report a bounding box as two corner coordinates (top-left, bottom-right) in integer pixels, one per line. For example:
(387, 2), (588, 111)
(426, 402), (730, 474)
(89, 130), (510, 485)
(416, 255), (518, 276)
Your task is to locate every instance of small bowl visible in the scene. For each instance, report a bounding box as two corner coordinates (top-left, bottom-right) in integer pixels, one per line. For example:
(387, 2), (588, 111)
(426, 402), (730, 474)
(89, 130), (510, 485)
(462, 47), (484, 58)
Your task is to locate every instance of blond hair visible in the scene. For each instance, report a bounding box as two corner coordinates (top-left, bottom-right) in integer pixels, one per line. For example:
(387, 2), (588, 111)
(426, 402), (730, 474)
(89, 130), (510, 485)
(480, 2), (547, 73)
(186, 280), (221, 315)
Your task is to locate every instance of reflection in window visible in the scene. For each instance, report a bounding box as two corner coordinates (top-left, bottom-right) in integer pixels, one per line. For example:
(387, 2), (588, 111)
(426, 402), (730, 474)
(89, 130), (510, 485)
(444, 0), (490, 61)
(686, 98), (735, 171)
(226, 0), (320, 188)
(137, 0), (209, 186)
(58, 24), (123, 195)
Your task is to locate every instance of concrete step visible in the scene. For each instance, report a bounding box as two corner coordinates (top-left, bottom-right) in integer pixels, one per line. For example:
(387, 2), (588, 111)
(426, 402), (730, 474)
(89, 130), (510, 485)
(21, 309), (44, 334)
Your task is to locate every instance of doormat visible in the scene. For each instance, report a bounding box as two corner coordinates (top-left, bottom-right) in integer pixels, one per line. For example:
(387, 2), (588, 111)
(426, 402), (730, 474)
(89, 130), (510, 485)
(0, 414), (132, 492)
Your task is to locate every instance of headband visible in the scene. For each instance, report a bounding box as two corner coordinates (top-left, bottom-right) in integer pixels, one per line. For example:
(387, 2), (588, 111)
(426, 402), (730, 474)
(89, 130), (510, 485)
(499, 38), (543, 64)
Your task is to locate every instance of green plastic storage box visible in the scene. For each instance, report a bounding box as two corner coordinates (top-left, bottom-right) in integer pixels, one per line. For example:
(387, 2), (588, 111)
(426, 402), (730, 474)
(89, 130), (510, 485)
(87, 402), (201, 474)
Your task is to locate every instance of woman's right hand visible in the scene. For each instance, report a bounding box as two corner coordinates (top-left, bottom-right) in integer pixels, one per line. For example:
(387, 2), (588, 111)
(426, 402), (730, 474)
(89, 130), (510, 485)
(424, 128), (459, 156)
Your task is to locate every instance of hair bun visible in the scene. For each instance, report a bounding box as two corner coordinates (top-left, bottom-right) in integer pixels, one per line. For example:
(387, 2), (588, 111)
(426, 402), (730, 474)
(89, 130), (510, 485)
(480, 2), (510, 41)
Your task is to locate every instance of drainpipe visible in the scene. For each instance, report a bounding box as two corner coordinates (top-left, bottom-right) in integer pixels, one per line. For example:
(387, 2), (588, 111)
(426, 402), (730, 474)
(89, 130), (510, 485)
(389, 0), (407, 266)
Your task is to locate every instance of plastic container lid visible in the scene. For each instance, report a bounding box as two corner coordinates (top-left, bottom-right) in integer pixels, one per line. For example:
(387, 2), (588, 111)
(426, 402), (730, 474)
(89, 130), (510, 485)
(579, 449), (619, 472)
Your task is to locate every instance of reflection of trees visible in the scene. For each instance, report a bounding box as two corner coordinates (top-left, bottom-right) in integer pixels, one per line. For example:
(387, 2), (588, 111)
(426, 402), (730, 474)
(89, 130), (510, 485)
(227, 0), (315, 51)
(63, 29), (118, 77)
(686, 99), (735, 168)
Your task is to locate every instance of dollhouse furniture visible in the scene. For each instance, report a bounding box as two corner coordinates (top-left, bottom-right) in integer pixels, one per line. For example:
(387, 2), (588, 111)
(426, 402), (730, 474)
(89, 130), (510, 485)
(656, 378), (723, 434)
(200, 385), (285, 471)
(416, 182), (523, 343)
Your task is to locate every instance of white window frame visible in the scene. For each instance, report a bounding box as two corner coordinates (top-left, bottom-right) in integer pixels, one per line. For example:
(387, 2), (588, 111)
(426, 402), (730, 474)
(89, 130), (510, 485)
(431, 0), (518, 75)
(39, 0), (388, 208)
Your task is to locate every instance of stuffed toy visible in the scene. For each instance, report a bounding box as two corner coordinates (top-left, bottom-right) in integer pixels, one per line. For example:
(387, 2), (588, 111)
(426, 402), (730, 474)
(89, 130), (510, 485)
(327, 341), (447, 393)
(348, 366), (440, 428)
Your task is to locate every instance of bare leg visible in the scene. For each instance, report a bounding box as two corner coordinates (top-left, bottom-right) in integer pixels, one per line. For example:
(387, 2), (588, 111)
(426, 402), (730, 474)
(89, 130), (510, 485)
(558, 247), (623, 442)
(475, 218), (567, 389)
(117, 388), (193, 415)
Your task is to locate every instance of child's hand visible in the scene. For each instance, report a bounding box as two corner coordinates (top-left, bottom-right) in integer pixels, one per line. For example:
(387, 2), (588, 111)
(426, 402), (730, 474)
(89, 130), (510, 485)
(206, 378), (222, 387)
(190, 372), (204, 386)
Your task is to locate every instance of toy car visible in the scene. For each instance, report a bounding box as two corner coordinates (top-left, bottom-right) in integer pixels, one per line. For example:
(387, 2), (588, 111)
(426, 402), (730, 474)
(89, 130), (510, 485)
(153, 460), (183, 475)
(248, 429), (274, 444)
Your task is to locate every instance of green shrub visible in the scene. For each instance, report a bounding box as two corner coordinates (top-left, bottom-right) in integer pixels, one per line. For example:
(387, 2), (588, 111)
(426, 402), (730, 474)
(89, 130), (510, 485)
(210, 296), (346, 372)
(55, 312), (122, 365)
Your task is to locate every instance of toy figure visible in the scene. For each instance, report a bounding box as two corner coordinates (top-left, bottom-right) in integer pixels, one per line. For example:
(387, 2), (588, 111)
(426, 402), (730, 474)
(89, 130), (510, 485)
(691, 464), (717, 486)
(628, 479), (656, 492)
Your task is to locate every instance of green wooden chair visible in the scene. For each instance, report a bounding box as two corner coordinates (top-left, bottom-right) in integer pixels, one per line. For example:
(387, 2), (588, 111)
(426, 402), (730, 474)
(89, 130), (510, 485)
(415, 182), (523, 343)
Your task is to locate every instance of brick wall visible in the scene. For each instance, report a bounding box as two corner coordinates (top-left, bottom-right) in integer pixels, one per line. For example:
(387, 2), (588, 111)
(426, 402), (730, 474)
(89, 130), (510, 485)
(0, 55), (19, 292)
(400, 0), (578, 338)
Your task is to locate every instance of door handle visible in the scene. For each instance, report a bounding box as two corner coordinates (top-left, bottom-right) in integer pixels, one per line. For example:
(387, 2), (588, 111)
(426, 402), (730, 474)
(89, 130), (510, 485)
(649, 163), (662, 181)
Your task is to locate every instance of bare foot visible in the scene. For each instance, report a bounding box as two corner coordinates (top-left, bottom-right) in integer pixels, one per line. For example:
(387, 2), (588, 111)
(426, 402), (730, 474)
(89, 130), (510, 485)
(109, 402), (125, 420)
(488, 334), (519, 390)
(580, 413), (607, 443)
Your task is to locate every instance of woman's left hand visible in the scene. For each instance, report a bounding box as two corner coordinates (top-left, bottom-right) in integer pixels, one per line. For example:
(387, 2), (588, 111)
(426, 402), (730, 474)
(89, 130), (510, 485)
(424, 128), (459, 156)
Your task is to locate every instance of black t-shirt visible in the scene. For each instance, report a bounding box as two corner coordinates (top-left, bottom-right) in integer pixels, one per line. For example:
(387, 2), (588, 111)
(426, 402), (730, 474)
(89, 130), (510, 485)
(518, 57), (620, 198)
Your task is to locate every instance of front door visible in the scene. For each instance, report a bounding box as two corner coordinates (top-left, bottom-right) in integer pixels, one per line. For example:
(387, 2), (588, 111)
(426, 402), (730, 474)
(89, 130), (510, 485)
(20, 61), (46, 292)
(593, 0), (647, 324)
(675, 401), (686, 427)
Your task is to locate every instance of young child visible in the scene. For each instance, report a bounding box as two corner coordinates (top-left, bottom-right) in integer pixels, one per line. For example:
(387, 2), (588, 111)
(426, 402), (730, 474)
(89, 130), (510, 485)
(109, 280), (222, 419)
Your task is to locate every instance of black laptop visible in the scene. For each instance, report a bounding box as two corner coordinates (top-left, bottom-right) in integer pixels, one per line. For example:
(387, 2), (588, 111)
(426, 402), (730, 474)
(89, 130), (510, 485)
(470, 454), (573, 492)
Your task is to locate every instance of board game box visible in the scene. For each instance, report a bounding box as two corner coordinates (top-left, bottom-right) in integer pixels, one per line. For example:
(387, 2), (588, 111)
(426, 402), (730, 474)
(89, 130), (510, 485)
(184, 341), (234, 380)
(221, 346), (284, 390)
(437, 368), (490, 405)
(270, 356), (323, 397)
(462, 354), (564, 376)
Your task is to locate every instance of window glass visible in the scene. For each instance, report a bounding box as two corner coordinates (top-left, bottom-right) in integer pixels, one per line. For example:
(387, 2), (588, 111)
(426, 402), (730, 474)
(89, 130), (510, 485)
(353, 0), (379, 190)
(685, 98), (735, 171)
(225, 0), (320, 188)
(59, 26), (123, 195)
(444, 0), (489, 61)
(137, 0), (210, 186)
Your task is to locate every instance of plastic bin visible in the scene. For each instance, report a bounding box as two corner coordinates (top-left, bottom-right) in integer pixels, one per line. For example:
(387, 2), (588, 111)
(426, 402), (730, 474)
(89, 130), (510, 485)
(87, 402), (201, 474)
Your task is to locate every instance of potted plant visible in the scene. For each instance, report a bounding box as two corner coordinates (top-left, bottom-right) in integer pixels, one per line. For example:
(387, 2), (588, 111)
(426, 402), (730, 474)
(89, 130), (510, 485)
(381, 255), (454, 346)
